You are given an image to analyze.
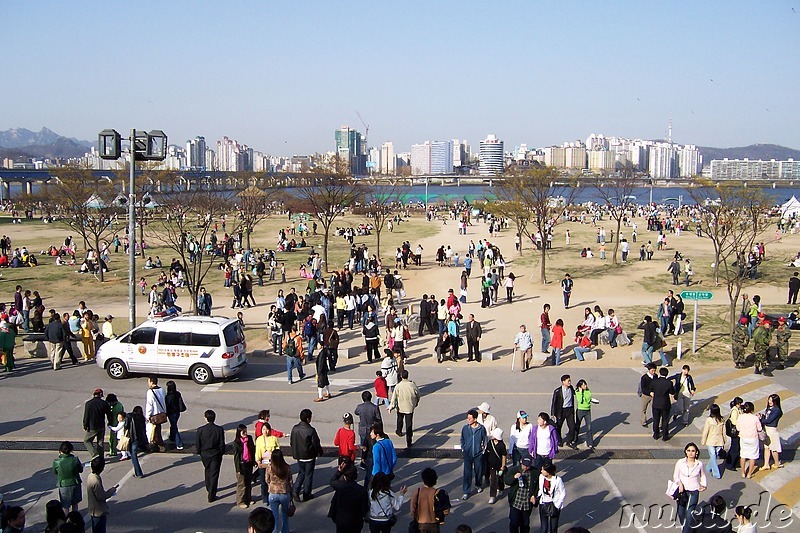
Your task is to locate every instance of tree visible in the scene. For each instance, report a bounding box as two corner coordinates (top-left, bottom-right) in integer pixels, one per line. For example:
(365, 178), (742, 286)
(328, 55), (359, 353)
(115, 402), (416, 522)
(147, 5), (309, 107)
(492, 167), (576, 284)
(363, 183), (400, 261)
(235, 181), (277, 250)
(150, 189), (231, 314)
(115, 163), (177, 258)
(48, 166), (119, 282)
(689, 181), (771, 334)
(593, 163), (640, 264)
(291, 156), (363, 272)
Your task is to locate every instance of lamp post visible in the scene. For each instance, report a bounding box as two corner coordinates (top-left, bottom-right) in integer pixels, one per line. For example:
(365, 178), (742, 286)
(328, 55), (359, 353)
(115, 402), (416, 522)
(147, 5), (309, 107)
(98, 128), (167, 332)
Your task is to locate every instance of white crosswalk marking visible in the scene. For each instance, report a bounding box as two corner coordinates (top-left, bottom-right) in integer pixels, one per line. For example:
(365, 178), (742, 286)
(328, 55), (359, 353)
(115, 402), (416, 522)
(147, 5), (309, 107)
(698, 373), (763, 399)
(255, 376), (374, 386)
(692, 384), (785, 430)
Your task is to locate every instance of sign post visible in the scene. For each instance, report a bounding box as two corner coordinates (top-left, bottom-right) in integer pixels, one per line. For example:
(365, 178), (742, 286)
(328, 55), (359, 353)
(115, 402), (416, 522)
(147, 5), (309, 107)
(681, 291), (713, 354)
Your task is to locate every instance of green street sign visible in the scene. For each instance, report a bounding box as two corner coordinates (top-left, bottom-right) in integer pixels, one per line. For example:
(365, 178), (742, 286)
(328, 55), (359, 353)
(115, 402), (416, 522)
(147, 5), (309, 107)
(681, 291), (713, 301)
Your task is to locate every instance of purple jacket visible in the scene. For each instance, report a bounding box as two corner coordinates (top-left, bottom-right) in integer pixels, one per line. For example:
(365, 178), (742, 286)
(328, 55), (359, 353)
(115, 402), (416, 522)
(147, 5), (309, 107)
(528, 424), (559, 459)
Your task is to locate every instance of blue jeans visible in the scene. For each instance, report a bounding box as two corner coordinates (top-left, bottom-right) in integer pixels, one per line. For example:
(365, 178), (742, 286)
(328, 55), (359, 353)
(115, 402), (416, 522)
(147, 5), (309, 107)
(286, 356), (305, 383)
(660, 316), (669, 335)
(130, 441), (144, 477)
(90, 514), (107, 533)
(541, 328), (551, 353)
(608, 328), (618, 347)
(462, 454), (483, 494)
(642, 343), (655, 363)
(749, 317), (757, 337)
(306, 335), (317, 360)
(269, 492), (291, 533)
(551, 347), (562, 366)
(23, 310), (30, 332)
(677, 490), (699, 533)
(574, 347), (589, 361)
(706, 445), (722, 479)
(168, 413), (183, 448)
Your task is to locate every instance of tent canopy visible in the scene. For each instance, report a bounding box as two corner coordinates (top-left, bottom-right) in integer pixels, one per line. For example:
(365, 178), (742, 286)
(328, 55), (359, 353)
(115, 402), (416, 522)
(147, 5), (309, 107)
(781, 196), (800, 218)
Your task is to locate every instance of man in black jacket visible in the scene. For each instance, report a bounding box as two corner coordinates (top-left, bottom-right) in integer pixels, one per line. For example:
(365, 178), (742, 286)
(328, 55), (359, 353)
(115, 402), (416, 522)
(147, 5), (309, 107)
(196, 409), (226, 502)
(328, 461), (369, 532)
(45, 315), (66, 370)
(418, 294), (430, 337)
(83, 388), (112, 459)
(650, 367), (675, 441)
(550, 374), (577, 448)
(638, 315), (659, 366)
(465, 313), (483, 362)
(789, 272), (800, 305)
(290, 408), (324, 501)
(639, 363), (657, 427)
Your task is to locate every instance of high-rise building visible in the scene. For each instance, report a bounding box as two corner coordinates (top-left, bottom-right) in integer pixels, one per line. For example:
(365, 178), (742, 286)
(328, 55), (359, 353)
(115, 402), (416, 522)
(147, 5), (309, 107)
(410, 141), (453, 175)
(479, 134), (504, 175)
(544, 146), (566, 168)
(380, 142), (396, 174)
(648, 142), (676, 179)
(367, 147), (380, 174)
(708, 159), (800, 180)
(677, 145), (702, 177)
(410, 143), (431, 175)
(588, 149), (614, 172)
(334, 126), (365, 175)
(564, 143), (587, 170)
(186, 136), (206, 170)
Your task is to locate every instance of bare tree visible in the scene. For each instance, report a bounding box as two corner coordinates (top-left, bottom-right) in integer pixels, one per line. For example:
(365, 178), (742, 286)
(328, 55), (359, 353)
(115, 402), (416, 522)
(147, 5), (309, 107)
(593, 163), (640, 264)
(48, 166), (119, 282)
(233, 178), (279, 250)
(689, 181), (771, 334)
(150, 189), (231, 314)
(362, 182), (400, 261)
(486, 172), (536, 256)
(291, 156), (363, 272)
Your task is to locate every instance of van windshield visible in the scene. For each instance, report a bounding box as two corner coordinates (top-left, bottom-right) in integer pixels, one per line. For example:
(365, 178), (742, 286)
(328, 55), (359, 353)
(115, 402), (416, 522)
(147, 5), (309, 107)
(223, 323), (245, 346)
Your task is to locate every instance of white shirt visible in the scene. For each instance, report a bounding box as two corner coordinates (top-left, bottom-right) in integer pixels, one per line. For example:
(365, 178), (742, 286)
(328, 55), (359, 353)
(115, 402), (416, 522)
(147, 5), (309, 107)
(509, 423), (533, 453)
(145, 386), (166, 419)
(536, 425), (552, 456)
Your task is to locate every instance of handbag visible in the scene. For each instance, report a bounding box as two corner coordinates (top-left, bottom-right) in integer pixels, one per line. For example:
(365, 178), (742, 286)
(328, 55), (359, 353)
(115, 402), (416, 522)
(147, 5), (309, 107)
(540, 501), (557, 517)
(118, 432), (131, 451)
(287, 500), (296, 517)
(725, 418), (739, 438)
(149, 390), (168, 425)
(758, 428), (767, 442)
(666, 480), (680, 500)
(614, 325), (623, 335)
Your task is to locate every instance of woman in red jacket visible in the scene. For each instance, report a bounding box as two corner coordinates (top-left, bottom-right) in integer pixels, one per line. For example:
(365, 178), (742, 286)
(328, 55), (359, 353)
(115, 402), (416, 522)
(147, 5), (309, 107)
(550, 319), (566, 366)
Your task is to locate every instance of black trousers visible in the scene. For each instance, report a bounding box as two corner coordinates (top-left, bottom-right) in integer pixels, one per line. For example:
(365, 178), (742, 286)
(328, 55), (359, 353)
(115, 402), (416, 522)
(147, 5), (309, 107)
(397, 412), (414, 445)
(509, 506), (533, 533)
(467, 339), (480, 361)
(293, 459), (316, 498)
(201, 453), (223, 500)
(555, 407), (576, 444)
(366, 340), (379, 362)
(652, 406), (670, 439)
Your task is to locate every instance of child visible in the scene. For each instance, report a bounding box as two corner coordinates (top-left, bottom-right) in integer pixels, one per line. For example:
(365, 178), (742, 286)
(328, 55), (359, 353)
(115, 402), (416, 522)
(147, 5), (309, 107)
(374, 370), (390, 409)
(334, 413), (357, 464)
(108, 412), (130, 460)
(237, 311), (245, 328)
(280, 263), (286, 283)
(139, 277), (147, 295)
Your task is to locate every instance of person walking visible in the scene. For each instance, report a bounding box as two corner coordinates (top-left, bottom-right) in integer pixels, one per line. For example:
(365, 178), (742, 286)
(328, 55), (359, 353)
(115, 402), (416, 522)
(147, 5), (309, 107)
(540, 304), (552, 355)
(328, 461), (369, 533)
(145, 376), (167, 452)
(283, 324), (306, 384)
(266, 449), (294, 533)
(52, 441), (83, 515)
(671, 365), (696, 427)
(196, 409), (226, 503)
(86, 457), (117, 533)
(105, 394), (124, 459)
(503, 456), (538, 533)
(126, 407), (146, 478)
(514, 325), (534, 373)
(549, 319), (566, 366)
(650, 367), (675, 441)
(409, 467), (450, 533)
(528, 413), (559, 470)
(363, 316), (381, 363)
(368, 471), (406, 533)
(731, 316), (750, 369)
(504, 272), (516, 304)
(485, 427), (507, 505)
(761, 394), (784, 470)
(197, 287), (213, 316)
(233, 424), (256, 509)
(639, 363), (657, 427)
(389, 370), (421, 447)
(673, 442), (707, 533)
(381, 349), (399, 398)
(314, 350), (331, 402)
(736, 402), (762, 478)
(370, 422), (397, 487)
(700, 404), (727, 482)
(537, 463), (566, 533)
(164, 380), (186, 450)
(725, 397), (744, 471)
(774, 317), (792, 370)
(290, 408), (324, 501)
(575, 379), (596, 450)
(560, 273), (573, 309)
(45, 313), (67, 370)
(460, 408), (487, 501)
(508, 411), (533, 466)
(334, 413), (358, 465)
(465, 314), (482, 362)
(83, 388), (111, 460)
(355, 391), (383, 469)
(551, 374), (576, 448)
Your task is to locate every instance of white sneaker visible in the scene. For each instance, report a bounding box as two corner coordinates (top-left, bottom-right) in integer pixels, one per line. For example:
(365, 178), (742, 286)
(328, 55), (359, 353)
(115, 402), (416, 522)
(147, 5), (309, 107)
(488, 497), (496, 504)
(476, 487), (483, 493)
(462, 493), (469, 501)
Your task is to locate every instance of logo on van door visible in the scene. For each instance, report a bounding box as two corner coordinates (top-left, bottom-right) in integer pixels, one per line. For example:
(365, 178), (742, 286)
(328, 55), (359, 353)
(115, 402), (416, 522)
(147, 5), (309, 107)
(138, 346), (147, 354)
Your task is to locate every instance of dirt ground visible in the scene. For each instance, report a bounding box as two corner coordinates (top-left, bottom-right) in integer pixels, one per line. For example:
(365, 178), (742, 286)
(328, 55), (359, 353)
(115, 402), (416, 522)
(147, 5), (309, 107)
(4, 205), (798, 368)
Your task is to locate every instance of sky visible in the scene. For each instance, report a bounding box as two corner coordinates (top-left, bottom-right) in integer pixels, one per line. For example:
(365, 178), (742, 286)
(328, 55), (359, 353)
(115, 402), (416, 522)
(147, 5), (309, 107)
(3, 1), (799, 155)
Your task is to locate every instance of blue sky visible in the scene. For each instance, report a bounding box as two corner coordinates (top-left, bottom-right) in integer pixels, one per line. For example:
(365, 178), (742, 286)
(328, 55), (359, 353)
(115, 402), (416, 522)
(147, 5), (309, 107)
(3, 1), (799, 154)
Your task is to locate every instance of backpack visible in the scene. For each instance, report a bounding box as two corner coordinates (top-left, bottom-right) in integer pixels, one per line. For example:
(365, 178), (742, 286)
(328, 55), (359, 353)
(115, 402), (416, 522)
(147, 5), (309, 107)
(434, 489), (451, 523)
(384, 273), (395, 289)
(285, 335), (298, 357)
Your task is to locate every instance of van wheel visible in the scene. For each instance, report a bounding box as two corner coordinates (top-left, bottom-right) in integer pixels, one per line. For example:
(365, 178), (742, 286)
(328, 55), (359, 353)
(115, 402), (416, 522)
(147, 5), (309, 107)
(106, 359), (128, 380)
(191, 364), (213, 385)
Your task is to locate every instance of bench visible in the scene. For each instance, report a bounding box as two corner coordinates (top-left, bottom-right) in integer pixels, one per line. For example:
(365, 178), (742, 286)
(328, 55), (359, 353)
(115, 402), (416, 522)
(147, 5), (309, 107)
(22, 333), (48, 358)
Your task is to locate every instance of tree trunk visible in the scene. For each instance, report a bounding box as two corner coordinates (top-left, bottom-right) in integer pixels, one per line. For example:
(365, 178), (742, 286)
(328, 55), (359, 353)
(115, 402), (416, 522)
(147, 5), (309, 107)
(612, 217), (622, 264)
(540, 242), (547, 284)
(376, 229), (382, 261)
(95, 237), (105, 282)
(246, 228), (251, 250)
(516, 221), (524, 255)
(139, 215), (146, 258)
(322, 226), (330, 273)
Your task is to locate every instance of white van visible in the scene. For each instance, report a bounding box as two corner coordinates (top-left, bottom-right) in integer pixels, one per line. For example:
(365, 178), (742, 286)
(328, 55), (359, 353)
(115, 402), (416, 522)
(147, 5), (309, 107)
(96, 316), (247, 384)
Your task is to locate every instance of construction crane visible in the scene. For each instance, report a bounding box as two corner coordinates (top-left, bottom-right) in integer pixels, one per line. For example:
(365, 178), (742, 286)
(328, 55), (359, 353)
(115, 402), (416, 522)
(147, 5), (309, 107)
(356, 110), (369, 150)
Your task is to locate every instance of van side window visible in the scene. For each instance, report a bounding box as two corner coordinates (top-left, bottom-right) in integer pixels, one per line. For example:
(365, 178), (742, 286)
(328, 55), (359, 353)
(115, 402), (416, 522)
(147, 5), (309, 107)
(223, 323), (245, 346)
(191, 333), (222, 347)
(159, 331), (190, 345)
(130, 327), (156, 345)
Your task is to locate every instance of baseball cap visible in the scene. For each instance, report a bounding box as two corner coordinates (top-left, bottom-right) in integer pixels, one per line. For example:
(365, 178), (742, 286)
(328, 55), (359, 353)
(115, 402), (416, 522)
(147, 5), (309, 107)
(516, 410), (528, 419)
(342, 412), (353, 423)
(93, 388), (104, 397)
(521, 457), (533, 467)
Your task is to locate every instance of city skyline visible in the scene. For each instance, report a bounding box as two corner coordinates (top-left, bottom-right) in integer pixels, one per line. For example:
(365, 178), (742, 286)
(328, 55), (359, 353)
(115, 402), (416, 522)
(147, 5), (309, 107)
(3, 2), (799, 154)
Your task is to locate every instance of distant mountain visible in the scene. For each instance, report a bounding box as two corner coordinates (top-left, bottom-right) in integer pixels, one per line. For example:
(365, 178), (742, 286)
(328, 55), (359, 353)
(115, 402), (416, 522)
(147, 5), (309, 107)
(698, 144), (800, 162)
(0, 127), (93, 160)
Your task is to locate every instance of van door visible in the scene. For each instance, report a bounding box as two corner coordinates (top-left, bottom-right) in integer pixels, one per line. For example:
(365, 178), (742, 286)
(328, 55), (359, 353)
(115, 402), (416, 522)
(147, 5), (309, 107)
(126, 326), (157, 373)
(156, 330), (193, 375)
(189, 330), (223, 374)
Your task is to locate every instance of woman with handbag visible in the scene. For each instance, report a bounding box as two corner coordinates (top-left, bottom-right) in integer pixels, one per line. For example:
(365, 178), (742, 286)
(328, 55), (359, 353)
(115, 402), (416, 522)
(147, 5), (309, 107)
(700, 404), (726, 479)
(736, 402), (763, 479)
(165, 380), (187, 450)
(409, 467), (447, 533)
(145, 376), (167, 452)
(368, 472), (406, 532)
(256, 423), (281, 504)
(537, 463), (566, 533)
(725, 397), (743, 471)
(672, 442), (707, 533)
(233, 424), (256, 509)
(760, 394), (784, 470)
(267, 449), (295, 533)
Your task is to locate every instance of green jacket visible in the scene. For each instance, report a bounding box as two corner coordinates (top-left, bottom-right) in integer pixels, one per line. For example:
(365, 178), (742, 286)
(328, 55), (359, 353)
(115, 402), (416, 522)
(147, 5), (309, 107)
(775, 325), (792, 344)
(52, 453), (83, 487)
(752, 326), (771, 349)
(576, 388), (592, 411)
(0, 328), (15, 352)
